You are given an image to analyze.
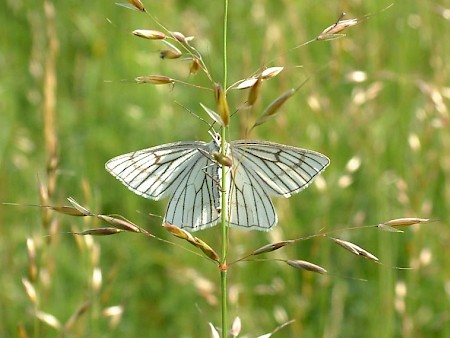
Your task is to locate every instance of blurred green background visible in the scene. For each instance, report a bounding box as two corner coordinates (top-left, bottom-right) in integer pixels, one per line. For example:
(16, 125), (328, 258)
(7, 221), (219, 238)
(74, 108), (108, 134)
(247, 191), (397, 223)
(1, 0), (449, 337)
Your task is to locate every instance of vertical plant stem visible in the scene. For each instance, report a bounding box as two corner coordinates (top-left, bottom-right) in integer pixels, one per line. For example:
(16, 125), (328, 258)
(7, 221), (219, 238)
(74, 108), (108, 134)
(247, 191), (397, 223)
(220, 2), (229, 337)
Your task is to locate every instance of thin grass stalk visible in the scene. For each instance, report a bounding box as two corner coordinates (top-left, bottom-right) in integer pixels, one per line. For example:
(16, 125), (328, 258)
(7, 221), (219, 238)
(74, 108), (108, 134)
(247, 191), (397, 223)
(220, 1), (229, 337)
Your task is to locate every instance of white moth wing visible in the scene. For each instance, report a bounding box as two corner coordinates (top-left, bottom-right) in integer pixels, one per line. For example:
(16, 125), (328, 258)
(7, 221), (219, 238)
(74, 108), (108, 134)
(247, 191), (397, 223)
(105, 141), (207, 200)
(164, 151), (221, 231)
(226, 160), (277, 230)
(106, 140), (222, 231)
(227, 140), (330, 230)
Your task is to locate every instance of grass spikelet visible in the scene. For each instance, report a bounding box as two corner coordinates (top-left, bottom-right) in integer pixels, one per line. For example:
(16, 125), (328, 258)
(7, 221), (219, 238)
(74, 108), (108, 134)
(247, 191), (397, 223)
(285, 259), (327, 274)
(22, 278), (37, 305)
(135, 75), (175, 85)
(251, 240), (294, 256)
(132, 29), (166, 40)
(230, 316), (242, 337)
(76, 228), (123, 236)
(247, 75), (262, 107)
(64, 301), (91, 331)
(160, 40), (182, 59)
(96, 214), (141, 233)
(212, 151), (232, 167)
(215, 84), (230, 127)
(381, 218), (433, 228)
(192, 236), (220, 263)
(35, 311), (61, 330)
(67, 197), (93, 216)
(200, 103), (225, 126)
(331, 237), (379, 262)
(251, 88), (295, 129)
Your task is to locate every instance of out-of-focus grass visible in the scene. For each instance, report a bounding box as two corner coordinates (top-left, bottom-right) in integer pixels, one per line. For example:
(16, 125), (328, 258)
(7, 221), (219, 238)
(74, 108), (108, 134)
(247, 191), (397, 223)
(1, 1), (449, 337)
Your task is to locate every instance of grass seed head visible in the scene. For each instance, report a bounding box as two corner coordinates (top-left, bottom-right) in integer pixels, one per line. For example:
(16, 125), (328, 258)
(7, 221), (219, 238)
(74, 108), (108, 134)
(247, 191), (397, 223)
(261, 66), (284, 79)
(382, 217), (432, 228)
(160, 49), (182, 59)
(96, 214), (141, 233)
(163, 222), (196, 241)
(127, 0), (146, 12)
(132, 29), (166, 40)
(135, 75), (175, 85)
(192, 236), (220, 262)
(253, 88), (295, 128)
(35, 311), (61, 330)
(189, 57), (201, 75)
(212, 151), (232, 167)
(252, 240), (294, 255)
(286, 259), (327, 274)
(215, 84), (230, 127)
(170, 31), (194, 44)
(77, 228), (123, 236)
(22, 278), (37, 305)
(247, 76), (262, 106)
(231, 316), (242, 337)
(331, 237), (379, 262)
(317, 12), (358, 40)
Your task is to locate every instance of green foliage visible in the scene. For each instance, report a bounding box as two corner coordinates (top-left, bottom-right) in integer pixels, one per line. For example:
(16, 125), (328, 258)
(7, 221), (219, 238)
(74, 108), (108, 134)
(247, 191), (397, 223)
(1, 1), (449, 337)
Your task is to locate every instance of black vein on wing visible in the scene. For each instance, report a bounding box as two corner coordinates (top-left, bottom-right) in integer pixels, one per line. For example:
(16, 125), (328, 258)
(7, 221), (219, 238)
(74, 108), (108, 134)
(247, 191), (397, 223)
(231, 141), (329, 196)
(228, 159), (276, 230)
(165, 151), (220, 230)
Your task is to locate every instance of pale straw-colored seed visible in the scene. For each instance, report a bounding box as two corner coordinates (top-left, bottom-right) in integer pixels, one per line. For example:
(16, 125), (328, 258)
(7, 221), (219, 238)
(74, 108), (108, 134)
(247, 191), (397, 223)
(261, 66), (284, 79)
(192, 236), (220, 262)
(35, 311), (61, 330)
(170, 32), (194, 44)
(338, 174), (353, 188)
(92, 267), (102, 291)
(382, 217), (432, 228)
(345, 156), (361, 173)
(346, 70), (368, 83)
(331, 237), (379, 262)
(236, 78), (258, 89)
(286, 259), (327, 274)
(317, 12), (358, 40)
(163, 222), (195, 242)
(132, 29), (166, 40)
(408, 133), (421, 152)
(135, 75), (175, 85)
(67, 197), (93, 216)
(103, 305), (124, 318)
(170, 31), (187, 43)
(50, 205), (88, 216)
(96, 214), (141, 233)
(200, 103), (225, 127)
(419, 248), (432, 266)
(215, 84), (230, 127)
(103, 305), (123, 329)
(252, 240), (294, 256)
(230, 316), (242, 337)
(22, 278), (37, 305)
(77, 228), (123, 236)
